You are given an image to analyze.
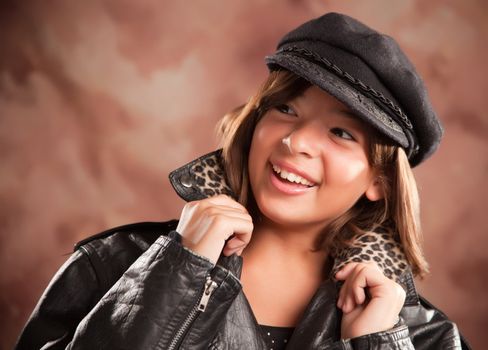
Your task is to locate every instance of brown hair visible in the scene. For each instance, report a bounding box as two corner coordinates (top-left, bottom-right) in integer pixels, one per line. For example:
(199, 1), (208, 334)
(217, 70), (428, 277)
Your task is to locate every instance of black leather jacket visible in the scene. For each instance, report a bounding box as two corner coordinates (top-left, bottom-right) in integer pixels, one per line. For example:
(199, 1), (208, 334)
(16, 151), (470, 349)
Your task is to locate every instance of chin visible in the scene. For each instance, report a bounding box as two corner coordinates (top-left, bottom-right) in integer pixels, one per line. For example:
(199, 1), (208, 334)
(255, 196), (321, 228)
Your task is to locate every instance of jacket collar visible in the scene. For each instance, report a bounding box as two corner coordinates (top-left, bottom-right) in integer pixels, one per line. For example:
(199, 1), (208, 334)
(168, 150), (419, 305)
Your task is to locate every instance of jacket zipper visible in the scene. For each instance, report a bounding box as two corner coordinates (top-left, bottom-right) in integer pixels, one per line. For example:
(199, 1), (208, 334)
(167, 275), (218, 350)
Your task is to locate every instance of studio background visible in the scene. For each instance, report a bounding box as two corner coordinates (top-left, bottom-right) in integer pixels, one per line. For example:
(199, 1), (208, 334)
(1, 1), (486, 349)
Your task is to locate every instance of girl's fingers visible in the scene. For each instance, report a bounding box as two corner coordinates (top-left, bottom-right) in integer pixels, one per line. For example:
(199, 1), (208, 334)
(355, 287), (366, 304)
(338, 277), (357, 313)
(222, 236), (247, 255)
(199, 205), (252, 220)
(179, 194), (254, 264)
(335, 262), (360, 280)
(338, 262), (384, 287)
(222, 228), (252, 255)
(336, 262), (384, 313)
(206, 194), (248, 211)
(206, 216), (253, 242)
(225, 236), (246, 249)
(338, 263), (406, 338)
(222, 244), (247, 257)
(337, 263), (362, 311)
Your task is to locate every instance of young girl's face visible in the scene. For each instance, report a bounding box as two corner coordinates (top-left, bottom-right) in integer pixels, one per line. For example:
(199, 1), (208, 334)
(248, 85), (383, 231)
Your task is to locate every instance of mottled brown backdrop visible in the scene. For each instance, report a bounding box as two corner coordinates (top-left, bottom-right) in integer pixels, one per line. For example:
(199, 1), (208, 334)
(1, 1), (487, 349)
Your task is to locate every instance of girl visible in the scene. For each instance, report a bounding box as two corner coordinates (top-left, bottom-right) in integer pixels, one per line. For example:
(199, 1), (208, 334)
(16, 12), (469, 349)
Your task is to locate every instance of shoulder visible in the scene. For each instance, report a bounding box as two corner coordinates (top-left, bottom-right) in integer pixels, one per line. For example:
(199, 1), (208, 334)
(74, 219), (179, 291)
(403, 294), (472, 349)
(74, 220), (179, 252)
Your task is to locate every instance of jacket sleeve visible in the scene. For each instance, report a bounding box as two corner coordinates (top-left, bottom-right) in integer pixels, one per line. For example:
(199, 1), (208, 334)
(15, 250), (102, 350)
(401, 296), (470, 350)
(16, 233), (242, 350)
(293, 280), (468, 350)
(68, 233), (241, 350)
(339, 321), (414, 350)
(338, 301), (469, 350)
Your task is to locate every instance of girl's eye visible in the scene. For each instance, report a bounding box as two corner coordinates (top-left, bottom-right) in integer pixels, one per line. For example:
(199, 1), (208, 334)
(330, 127), (355, 141)
(275, 104), (296, 116)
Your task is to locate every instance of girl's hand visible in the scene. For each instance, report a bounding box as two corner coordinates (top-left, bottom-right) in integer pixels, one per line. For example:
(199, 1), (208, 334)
(176, 194), (254, 264)
(335, 262), (406, 339)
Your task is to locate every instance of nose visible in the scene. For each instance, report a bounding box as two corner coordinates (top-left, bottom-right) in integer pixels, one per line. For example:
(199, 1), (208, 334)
(286, 121), (324, 158)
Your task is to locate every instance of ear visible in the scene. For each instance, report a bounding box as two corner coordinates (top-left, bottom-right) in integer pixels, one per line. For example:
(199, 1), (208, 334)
(365, 177), (384, 202)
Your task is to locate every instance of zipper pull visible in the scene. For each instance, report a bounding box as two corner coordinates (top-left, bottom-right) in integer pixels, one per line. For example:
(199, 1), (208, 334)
(198, 276), (218, 312)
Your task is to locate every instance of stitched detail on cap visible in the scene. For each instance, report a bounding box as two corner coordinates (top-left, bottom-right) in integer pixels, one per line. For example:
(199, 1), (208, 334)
(268, 52), (406, 138)
(280, 46), (413, 133)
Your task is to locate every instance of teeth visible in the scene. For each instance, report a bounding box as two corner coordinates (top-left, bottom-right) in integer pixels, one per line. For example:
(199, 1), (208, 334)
(272, 164), (314, 186)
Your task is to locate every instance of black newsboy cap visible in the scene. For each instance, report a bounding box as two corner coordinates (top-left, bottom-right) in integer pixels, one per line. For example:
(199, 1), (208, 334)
(265, 12), (442, 167)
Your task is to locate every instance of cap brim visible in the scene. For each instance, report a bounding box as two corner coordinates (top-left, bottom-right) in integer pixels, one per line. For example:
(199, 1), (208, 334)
(265, 52), (409, 148)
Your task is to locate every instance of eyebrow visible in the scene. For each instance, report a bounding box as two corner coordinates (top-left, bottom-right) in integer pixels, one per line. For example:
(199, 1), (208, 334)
(336, 109), (359, 119)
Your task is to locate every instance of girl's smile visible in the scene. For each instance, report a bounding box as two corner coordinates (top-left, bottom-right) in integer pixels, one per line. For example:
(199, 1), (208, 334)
(269, 161), (317, 194)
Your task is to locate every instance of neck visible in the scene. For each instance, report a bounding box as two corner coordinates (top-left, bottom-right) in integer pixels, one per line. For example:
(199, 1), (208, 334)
(242, 216), (329, 277)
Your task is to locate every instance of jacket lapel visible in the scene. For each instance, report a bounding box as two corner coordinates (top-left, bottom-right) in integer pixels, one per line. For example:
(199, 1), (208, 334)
(215, 254), (343, 348)
(169, 149), (234, 202)
(213, 255), (268, 349)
